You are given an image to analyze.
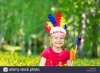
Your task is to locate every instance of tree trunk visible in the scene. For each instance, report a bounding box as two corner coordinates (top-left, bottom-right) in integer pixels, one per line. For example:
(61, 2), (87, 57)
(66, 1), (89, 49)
(91, 25), (98, 58)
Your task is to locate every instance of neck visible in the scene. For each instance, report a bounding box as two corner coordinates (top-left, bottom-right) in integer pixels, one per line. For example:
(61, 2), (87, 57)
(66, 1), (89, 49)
(52, 46), (62, 53)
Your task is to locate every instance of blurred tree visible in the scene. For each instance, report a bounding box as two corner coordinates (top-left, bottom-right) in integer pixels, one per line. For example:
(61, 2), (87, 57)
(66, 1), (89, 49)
(0, 0), (52, 49)
(0, 0), (100, 56)
(56, 0), (100, 58)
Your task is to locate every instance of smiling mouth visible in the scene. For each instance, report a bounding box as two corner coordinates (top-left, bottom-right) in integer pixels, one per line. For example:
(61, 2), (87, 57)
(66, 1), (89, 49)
(55, 43), (62, 44)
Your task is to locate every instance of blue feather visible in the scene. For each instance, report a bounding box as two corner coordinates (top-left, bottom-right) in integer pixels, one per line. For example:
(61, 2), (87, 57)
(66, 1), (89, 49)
(64, 24), (67, 30)
(48, 14), (56, 27)
(76, 36), (81, 46)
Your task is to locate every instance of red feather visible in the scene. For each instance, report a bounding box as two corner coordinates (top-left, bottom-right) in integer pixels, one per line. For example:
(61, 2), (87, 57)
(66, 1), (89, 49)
(45, 22), (51, 33)
(56, 12), (62, 26)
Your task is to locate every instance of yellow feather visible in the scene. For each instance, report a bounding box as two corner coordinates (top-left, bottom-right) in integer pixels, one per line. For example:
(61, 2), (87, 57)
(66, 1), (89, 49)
(60, 16), (65, 28)
(47, 22), (54, 29)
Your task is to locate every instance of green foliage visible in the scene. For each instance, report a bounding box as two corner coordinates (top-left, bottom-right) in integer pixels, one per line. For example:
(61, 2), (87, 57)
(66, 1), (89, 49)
(0, 0), (52, 41)
(0, 0), (100, 58)
(56, 0), (100, 57)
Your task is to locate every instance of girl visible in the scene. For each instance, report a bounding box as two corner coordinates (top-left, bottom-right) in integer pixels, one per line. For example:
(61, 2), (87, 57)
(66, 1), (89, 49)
(39, 12), (72, 66)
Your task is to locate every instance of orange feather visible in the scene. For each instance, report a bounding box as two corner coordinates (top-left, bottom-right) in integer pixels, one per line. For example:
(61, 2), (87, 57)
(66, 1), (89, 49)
(70, 48), (76, 61)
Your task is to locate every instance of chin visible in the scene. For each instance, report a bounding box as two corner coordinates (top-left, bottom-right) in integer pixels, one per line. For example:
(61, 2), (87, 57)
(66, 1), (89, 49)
(55, 45), (63, 48)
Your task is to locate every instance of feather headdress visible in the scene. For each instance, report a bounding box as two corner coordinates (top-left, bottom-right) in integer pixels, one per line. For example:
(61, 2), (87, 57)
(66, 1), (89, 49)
(45, 12), (67, 36)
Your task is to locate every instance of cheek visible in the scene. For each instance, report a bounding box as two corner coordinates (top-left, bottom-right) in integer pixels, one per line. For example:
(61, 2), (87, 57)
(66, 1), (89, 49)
(51, 38), (55, 43)
(63, 40), (65, 43)
(61, 39), (65, 42)
(62, 40), (65, 44)
(52, 39), (57, 43)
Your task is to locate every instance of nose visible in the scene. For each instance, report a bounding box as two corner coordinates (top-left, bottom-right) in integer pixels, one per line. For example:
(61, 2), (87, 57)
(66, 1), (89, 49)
(57, 38), (61, 42)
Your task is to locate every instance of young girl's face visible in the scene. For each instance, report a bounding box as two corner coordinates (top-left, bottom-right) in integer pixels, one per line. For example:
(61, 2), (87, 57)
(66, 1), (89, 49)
(51, 34), (65, 48)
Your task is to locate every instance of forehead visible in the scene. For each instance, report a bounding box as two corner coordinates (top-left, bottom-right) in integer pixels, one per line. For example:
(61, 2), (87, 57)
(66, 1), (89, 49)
(51, 34), (65, 38)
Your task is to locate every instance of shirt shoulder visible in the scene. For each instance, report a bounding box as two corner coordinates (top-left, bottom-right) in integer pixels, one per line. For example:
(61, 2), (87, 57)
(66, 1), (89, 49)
(41, 48), (51, 59)
(65, 49), (70, 54)
(62, 49), (70, 54)
(63, 49), (70, 60)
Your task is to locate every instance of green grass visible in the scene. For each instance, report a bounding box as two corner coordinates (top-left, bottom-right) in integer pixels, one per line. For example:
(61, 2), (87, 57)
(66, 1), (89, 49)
(0, 50), (100, 66)
(73, 58), (100, 66)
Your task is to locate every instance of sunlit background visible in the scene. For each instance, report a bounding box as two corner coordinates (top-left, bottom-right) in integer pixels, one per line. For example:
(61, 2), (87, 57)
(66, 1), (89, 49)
(0, 0), (100, 66)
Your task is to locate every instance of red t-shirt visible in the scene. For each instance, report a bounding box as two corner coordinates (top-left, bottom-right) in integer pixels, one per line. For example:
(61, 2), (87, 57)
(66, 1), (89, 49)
(41, 48), (70, 66)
